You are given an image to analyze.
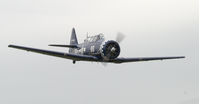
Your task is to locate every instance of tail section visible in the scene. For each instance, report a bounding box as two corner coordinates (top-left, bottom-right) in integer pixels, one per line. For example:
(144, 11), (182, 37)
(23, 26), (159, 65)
(70, 28), (78, 45)
(69, 28), (78, 53)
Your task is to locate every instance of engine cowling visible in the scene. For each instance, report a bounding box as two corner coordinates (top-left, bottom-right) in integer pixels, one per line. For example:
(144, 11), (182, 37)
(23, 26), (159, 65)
(100, 40), (120, 60)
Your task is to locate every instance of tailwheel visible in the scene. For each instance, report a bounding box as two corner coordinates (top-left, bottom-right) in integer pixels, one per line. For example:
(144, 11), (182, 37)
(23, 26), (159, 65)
(73, 60), (76, 64)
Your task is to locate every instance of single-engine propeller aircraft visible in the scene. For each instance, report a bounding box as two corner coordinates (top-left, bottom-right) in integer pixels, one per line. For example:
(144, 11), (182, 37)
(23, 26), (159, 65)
(8, 28), (185, 64)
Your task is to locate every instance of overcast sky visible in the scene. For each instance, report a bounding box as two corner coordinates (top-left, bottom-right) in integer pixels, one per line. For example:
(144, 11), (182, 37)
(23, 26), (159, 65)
(0, 0), (199, 104)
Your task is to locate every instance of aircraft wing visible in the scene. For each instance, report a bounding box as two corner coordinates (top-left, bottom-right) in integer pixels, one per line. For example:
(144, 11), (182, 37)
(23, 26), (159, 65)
(8, 45), (185, 64)
(8, 45), (98, 62)
(109, 56), (185, 63)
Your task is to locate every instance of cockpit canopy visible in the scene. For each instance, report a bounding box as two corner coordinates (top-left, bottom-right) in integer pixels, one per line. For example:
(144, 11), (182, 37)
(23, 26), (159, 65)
(84, 33), (104, 42)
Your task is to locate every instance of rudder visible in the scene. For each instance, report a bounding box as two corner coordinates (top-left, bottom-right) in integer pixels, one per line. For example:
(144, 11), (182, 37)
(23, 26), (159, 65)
(70, 28), (78, 45)
(69, 28), (78, 53)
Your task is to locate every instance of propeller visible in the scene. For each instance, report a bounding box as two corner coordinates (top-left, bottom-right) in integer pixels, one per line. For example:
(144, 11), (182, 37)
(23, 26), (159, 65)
(101, 32), (125, 67)
(101, 62), (108, 67)
(116, 32), (125, 43)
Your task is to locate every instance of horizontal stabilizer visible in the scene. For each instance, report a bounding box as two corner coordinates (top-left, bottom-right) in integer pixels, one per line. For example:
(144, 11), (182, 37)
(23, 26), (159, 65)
(48, 44), (79, 48)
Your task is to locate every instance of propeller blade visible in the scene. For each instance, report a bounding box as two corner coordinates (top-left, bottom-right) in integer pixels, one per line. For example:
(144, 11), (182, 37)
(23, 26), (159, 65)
(116, 32), (125, 43)
(101, 62), (108, 67)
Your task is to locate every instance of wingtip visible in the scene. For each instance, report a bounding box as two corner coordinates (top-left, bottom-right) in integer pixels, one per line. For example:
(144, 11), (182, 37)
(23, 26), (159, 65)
(178, 56), (185, 59)
(8, 44), (13, 47)
(8, 44), (21, 48)
(48, 44), (60, 47)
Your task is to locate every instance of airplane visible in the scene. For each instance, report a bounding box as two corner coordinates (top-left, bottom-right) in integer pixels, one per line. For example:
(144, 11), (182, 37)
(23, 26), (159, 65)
(8, 28), (185, 64)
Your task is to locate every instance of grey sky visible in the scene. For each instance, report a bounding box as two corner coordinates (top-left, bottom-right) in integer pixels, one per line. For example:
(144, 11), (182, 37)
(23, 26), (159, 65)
(0, 0), (199, 104)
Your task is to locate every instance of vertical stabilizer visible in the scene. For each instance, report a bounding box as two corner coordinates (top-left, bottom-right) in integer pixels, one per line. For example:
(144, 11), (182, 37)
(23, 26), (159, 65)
(70, 28), (78, 45)
(69, 28), (78, 53)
